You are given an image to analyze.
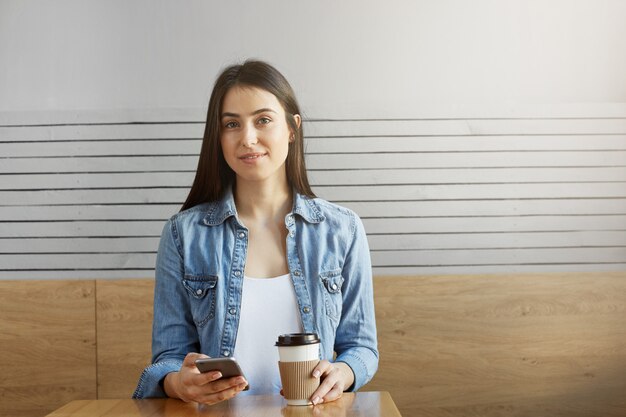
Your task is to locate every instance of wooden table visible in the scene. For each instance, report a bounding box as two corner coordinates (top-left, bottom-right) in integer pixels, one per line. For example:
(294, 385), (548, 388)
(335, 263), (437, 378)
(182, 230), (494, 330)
(45, 391), (402, 417)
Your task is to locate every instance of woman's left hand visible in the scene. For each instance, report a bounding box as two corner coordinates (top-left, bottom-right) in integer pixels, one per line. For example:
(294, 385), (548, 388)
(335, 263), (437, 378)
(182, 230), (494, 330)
(309, 360), (354, 405)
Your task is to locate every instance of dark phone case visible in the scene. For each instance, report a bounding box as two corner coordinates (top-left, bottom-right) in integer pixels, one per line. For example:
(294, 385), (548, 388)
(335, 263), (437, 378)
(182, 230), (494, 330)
(194, 357), (249, 390)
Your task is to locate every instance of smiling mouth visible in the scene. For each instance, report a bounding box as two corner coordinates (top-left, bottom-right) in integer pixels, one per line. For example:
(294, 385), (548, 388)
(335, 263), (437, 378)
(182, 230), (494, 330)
(239, 153), (267, 160)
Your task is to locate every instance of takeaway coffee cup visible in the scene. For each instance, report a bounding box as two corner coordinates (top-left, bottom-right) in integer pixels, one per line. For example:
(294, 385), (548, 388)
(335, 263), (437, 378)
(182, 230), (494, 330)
(276, 333), (321, 406)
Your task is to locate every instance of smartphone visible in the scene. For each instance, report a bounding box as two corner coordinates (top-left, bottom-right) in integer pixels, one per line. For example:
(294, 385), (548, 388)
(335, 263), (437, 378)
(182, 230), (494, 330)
(195, 357), (249, 391)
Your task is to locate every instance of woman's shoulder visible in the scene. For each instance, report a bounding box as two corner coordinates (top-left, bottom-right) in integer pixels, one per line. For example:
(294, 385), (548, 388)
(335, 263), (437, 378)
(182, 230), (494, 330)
(308, 196), (357, 218)
(167, 202), (215, 225)
(299, 197), (369, 247)
(300, 195), (364, 232)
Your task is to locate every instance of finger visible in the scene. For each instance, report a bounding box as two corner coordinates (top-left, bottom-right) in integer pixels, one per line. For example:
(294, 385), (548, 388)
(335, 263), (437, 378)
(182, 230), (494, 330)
(310, 369), (340, 405)
(310, 379), (332, 405)
(196, 380), (247, 405)
(312, 359), (332, 379)
(194, 370), (223, 386)
(208, 375), (247, 392)
(321, 384), (343, 403)
(187, 377), (244, 404)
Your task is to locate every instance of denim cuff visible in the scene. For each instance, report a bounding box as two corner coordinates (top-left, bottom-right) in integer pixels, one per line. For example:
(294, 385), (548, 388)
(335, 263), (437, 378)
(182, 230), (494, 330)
(132, 359), (183, 398)
(334, 352), (372, 392)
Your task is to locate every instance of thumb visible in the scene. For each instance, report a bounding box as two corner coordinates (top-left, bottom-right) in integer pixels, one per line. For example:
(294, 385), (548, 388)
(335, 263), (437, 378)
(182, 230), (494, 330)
(183, 352), (210, 368)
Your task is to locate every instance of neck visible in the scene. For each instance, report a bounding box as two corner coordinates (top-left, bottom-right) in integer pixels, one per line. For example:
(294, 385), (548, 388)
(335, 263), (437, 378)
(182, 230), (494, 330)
(233, 179), (292, 222)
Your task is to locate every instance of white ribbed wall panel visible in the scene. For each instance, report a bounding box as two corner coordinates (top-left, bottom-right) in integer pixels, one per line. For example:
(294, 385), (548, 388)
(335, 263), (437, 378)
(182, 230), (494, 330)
(1, 112), (625, 278)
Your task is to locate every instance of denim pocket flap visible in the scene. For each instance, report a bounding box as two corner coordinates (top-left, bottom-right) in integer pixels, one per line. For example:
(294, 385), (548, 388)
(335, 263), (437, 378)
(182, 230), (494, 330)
(320, 270), (344, 294)
(183, 274), (218, 299)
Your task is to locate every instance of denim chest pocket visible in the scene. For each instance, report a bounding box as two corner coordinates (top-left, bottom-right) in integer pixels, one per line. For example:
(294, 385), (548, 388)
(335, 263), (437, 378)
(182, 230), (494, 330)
(182, 274), (218, 327)
(320, 270), (344, 322)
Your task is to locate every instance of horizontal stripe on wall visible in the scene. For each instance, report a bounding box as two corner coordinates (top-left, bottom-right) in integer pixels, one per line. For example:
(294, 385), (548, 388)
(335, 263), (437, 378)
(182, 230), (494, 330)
(2, 183), (625, 206)
(4, 263), (626, 280)
(0, 237), (161, 253)
(2, 247), (624, 271)
(2, 215), (625, 238)
(306, 118), (626, 137)
(2, 117), (626, 141)
(2, 231), (624, 254)
(2, 167), (626, 190)
(3, 136), (626, 158)
(1, 199), (625, 222)
(2, 152), (625, 174)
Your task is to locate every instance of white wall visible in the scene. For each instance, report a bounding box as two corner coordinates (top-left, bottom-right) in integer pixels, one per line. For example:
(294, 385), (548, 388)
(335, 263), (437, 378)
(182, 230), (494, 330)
(1, 0), (625, 278)
(2, 0), (625, 117)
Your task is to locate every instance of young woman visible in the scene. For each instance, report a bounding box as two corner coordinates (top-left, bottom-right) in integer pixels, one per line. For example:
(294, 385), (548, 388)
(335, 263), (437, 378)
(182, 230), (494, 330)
(133, 60), (378, 406)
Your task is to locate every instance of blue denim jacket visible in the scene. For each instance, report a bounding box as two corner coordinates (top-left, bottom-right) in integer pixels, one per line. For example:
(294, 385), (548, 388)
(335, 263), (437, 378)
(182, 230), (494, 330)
(133, 188), (378, 398)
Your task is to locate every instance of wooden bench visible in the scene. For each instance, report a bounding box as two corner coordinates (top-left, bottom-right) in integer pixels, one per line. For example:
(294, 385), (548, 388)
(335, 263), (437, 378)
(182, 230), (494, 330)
(1, 272), (625, 417)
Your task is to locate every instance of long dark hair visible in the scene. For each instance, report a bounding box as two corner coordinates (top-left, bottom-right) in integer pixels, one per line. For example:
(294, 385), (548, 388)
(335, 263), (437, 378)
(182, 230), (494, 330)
(181, 60), (315, 211)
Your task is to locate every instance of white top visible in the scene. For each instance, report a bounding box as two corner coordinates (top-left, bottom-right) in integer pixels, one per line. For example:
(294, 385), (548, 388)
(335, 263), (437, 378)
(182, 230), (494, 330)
(232, 274), (302, 395)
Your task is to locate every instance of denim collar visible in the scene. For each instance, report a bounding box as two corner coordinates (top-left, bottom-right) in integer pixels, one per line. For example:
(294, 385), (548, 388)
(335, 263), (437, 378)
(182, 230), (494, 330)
(292, 192), (325, 224)
(203, 187), (325, 226)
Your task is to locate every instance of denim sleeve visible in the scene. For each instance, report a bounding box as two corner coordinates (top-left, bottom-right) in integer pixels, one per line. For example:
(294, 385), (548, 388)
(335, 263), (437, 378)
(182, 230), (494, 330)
(334, 213), (379, 391)
(133, 219), (200, 398)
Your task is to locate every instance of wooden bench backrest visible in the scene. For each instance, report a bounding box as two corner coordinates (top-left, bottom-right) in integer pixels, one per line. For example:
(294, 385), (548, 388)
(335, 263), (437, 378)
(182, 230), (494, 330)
(1, 272), (624, 417)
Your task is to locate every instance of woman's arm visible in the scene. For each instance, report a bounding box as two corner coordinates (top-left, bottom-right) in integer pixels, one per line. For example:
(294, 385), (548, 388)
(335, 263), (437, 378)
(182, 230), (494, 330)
(310, 212), (379, 403)
(134, 219), (198, 398)
(134, 219), (248, 403)
(334, 213), (379, 388)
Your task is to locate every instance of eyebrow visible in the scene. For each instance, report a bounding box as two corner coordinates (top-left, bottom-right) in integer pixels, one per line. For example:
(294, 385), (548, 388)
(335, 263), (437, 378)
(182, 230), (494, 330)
(221, 108), (277, 118)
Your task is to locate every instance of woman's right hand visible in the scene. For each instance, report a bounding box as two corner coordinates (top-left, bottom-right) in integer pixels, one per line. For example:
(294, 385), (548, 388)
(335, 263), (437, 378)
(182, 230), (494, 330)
(163, 352), (248, 405)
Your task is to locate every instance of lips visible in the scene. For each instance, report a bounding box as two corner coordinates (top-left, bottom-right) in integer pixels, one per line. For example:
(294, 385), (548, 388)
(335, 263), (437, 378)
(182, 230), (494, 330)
(239, 152), (267, 160)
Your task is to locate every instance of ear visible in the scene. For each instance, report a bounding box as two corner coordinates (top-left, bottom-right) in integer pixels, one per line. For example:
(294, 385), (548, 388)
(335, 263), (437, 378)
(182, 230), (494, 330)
(293, 114), (302, 129)
(290, 114), (301, 143)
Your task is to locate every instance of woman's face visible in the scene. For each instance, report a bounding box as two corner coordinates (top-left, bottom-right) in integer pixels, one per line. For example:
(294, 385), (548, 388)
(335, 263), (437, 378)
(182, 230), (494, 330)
(220, 85), (300, 187)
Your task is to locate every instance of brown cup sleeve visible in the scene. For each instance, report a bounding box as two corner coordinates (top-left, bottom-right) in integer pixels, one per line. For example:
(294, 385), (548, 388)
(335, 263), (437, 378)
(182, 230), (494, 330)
(278, 359), (320, 401)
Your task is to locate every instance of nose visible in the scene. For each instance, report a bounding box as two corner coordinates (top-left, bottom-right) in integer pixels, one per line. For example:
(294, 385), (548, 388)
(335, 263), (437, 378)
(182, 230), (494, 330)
(241, 124), (258, 147)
